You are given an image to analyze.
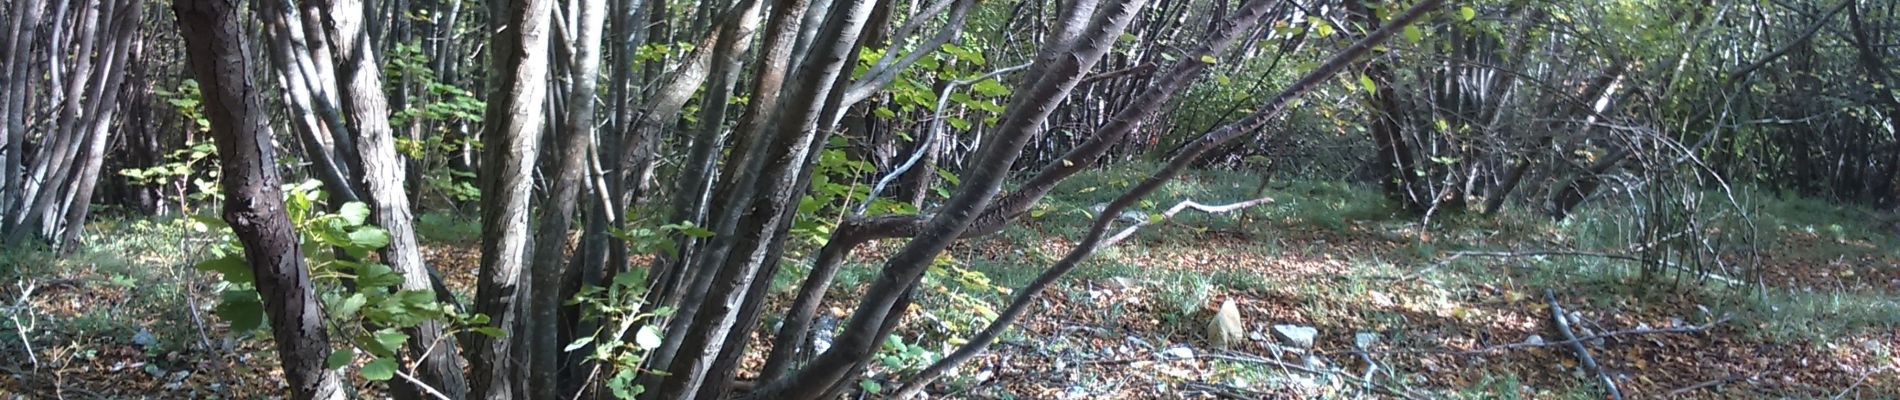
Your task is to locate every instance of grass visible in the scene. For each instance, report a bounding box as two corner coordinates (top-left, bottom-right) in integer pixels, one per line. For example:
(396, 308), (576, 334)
(1, 217), (213, 360)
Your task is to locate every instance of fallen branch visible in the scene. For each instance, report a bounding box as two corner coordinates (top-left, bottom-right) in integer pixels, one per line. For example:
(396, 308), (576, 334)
(6, 281), (40, 370)
(1666, 374), (1743, 396)
(1102, 197), (1275, 247)
(1182, 380), (1265, 400)
(1547, 289), (1624, 400)
(1832, 365), (1895, 400)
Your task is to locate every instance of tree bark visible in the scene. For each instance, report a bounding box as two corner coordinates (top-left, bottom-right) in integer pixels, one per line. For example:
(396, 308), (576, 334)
(171, 0), (349, 397)
(305, 0), (473, 396)
(522, 0), (607, 395)
(467, 0), (554, 397)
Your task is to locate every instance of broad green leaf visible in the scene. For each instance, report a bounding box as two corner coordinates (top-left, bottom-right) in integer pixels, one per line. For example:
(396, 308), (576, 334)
(860, 379), (883, 394)
(215, 291), (265, 332)
(1403, 25), (1422, 43)
(565, 336), (596, 352)
(1199, 54), (1217, 64)
(333, 293), (369, 317)
(361, 358), (397, 381)
(635, 325), (663, 350)
(471, 327), (508, 338)
(371, 329), (410, 357)
(338, 202), (371, 226)
(195, 255), (253, 284)
(1459, 6), (1476, 21)
(1359, 75), (1378, 92)
(326, 349), (355, 369)
(971, 79), (1011, 97)
(349, 227), (392, 249)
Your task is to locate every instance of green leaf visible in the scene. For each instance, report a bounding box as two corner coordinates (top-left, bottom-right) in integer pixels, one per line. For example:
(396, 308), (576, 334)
(1403, 25), (1422, 43)
(635, 325), (663, 350)
(215, 291), (265, 332)
(859, 379), (883, 394)
(349, 227), (392, 249)
(471, 327), (508, 338)
(371, 329), (410, 357)
(1359, 75), (1378, 92)
(1459, 6), (1476, 21)
(1199, 54), (1217, 64)
(333, 293), (369, 317)
(971, 79), (1011, 97)
(326, 349), (355, 369)
(361, 358), (397, 381)
(565, 336), (596, 352)
(195, 255), (253, 284)
(338, 202), (372, 226)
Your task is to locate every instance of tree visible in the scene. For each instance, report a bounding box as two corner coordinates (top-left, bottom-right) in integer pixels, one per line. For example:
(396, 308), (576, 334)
(171, 0), (348, 397)
(466, 0), (553, 397)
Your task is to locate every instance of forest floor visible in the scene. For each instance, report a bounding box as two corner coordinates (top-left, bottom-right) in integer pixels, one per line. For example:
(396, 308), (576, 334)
(2, 169), (1897, 399)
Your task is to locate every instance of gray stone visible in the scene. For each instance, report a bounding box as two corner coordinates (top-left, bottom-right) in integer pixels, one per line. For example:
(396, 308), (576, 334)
(1272, 324), (1318, 348)
(1162, 346), (1196, 359)
(1353, 332), (1381, 349)
(1523, 334), (1546, 346)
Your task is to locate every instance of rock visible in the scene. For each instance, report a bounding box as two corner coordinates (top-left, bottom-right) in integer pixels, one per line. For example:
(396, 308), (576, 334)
(132, 328), (157, 348)
(1162, 346), (1195, 359)
(1353, 332), (1381, 349)
(1106, 277), (1140, 290)
(1248, 331), (1267, 342)
(1207, 300), (1246, 349)
(1272, 324), (1318, 348)
(1523, 334), (1546, 346)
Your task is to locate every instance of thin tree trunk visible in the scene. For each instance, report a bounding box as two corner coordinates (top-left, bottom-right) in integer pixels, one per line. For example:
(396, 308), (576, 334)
(467, 0), (554, 396)
(312, 0), (473, 395)
(522, 0), (606, 395)
(171, 0), (349, 397)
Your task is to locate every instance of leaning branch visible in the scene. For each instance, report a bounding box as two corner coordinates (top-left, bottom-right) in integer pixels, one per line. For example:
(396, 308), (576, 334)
(1547, 290), (1624, 400)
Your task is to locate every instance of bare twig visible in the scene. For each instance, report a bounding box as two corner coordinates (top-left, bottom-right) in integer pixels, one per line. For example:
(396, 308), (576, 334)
(393, 369), (456, 400)
(1547, 290), (1624, 400)
(7, 281), (41, 370)
(1832, 366), (1896, 400)
(1667, 374), (1743, 396)
(1183, 380), (1264, 400)
(857, 62), (1032, 214)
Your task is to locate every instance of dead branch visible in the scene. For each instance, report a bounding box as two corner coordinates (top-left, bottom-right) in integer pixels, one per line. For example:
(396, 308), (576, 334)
(1667, 374), (1743, 396)
(1102, 197), (1275, 246)
(1547, 289), (1624, 400)
(1182, 380), (1265, 400)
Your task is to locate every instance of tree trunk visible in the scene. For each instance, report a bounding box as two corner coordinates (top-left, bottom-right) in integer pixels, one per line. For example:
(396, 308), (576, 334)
(467, 0), (554, 397)
(307, 0), (473, 396)
(522, 0), (607, 395)
(171, 0), (349, 397)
